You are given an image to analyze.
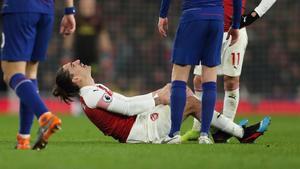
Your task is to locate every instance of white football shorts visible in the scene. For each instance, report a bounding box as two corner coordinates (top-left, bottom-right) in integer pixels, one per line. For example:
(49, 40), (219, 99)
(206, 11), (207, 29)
(126, 105), (171, 144)
(194, 28), (248, 77)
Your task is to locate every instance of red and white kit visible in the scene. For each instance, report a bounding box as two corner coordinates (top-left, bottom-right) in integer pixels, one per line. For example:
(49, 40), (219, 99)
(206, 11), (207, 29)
(79, 84), (171, 143)
(80, 84), (249, 143)
(194, 0), (275, 77)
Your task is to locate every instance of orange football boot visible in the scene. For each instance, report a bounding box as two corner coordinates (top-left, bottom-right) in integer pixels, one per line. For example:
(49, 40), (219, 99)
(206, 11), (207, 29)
(15, 134), (31, 150)
(32, 112), (62, 150)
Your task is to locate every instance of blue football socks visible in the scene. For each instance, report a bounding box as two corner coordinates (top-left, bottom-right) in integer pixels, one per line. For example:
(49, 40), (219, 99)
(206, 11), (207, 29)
(10, 74), (48, 120)
(201, 82), (217, 135)
(169, 80), (186, 137)
(18, 79), (37, 135)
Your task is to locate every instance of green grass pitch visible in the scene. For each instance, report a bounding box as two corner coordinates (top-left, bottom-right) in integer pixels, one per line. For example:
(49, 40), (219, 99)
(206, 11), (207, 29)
(0, 115), (300, 169)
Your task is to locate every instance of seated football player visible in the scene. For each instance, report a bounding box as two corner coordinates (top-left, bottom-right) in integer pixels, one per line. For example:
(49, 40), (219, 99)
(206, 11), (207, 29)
(53, 60), (270, 144)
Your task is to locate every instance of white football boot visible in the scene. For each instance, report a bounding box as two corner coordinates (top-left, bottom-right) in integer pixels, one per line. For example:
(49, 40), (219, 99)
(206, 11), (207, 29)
(161, 135), (181, 144)
(198, 135), (213, 144)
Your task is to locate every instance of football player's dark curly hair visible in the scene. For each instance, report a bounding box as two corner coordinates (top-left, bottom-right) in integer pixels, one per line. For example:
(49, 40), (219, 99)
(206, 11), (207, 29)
(52, 67), (80, 104)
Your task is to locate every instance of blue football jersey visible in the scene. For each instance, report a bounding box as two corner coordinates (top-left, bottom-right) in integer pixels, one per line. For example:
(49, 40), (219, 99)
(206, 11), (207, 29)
(160, 0), (241, 28)
(182, 0), (223, 10)
(160, 0), (224, 19)
(2, 0), (54, 14)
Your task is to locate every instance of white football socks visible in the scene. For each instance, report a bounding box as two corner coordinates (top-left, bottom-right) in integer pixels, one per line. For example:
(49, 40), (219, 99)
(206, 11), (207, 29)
(211, 111), (243, 138)
(222, 88), (239, 120)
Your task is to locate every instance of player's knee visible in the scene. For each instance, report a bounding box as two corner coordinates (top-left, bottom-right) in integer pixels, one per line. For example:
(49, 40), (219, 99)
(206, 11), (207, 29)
(193, 75), (202, 89)
(25, 61), (39, 78)
(201, 66), (217, 82)
(224, 76), (240, 91)
(2, 70), (26, 86)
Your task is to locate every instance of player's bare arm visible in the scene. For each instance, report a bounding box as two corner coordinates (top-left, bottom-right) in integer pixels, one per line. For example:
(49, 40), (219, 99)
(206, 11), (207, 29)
(158, 17), (168, 37)
(227, 28), (240, 46)
(158, 0), (171, 37)
(60, 0), (76, 36)
(227, 0), (243, 46)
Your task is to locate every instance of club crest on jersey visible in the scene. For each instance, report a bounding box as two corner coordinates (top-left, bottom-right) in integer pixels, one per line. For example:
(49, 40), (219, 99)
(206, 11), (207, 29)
(102, 93), (112, 103)
(150, 113), (159, 121)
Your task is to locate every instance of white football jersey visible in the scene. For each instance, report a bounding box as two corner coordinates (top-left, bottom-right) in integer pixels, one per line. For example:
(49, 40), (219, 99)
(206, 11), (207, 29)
(79, 84), (156, 116)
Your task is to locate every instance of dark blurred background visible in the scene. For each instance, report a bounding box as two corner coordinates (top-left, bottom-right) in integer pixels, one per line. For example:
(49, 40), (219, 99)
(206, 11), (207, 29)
(0, 0), (299, 102)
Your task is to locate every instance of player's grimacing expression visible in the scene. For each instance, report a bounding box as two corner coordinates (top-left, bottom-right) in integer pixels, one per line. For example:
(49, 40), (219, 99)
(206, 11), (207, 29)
(62, 60), (92, 80)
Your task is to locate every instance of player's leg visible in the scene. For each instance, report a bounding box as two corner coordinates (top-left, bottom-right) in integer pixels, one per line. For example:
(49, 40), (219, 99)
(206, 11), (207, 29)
(165, 19), (205, 141)
(193, 70), (204, 99)
(16, 62), (39, 148)
(1, 13), (51, 118)
(1, 60), (31, 150)
(1, 60), (51, 149)
(212, 114), (271, 143)
(221, 28), (248, 120)
(30, 13), (62, 150)
(182, 30), (229, 142)
(183, 96), (243, 138)
(181, 69), (202, 141)
(182, 76), (239, 142)
(183, 96), (270, 143)
(202, 110), (269, 143)
(168, 64), (190, 137)
(199, 66), (217, 144)
(167, 18), (203, 139)
(198, 20), (223, 144)
(191, 73), (203, 131)
(223, 75), (240, 120)
(212, 28), (248, 142)
(211, 77), (240, 143)
(15, 62), (39, 149)
(1, 13), (50, 149)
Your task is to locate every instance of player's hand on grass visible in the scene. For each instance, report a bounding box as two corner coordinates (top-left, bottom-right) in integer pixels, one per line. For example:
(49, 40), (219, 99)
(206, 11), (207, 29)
(227, 28), (239, 46)
(158, 17), (168, 37)
(60, 15), (76, 37)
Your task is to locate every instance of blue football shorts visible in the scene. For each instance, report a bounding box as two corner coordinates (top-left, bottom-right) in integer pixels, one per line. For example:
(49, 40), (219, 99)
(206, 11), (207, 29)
(172, 19), (224, 67)
(1, 13), (54, 61)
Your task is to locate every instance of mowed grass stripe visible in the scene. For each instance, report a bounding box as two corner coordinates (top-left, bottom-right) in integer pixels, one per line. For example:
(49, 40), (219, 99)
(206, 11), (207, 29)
(0, 115), (299, 169)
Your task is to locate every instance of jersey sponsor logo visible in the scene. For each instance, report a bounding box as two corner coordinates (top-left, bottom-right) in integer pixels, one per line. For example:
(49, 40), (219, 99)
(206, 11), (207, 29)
(1, 33), (5, 49)
(150, 113), (159, 121)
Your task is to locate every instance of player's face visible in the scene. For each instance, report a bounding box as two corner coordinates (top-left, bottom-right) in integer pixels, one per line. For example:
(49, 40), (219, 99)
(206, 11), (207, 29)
(63, 60), (92, 79)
